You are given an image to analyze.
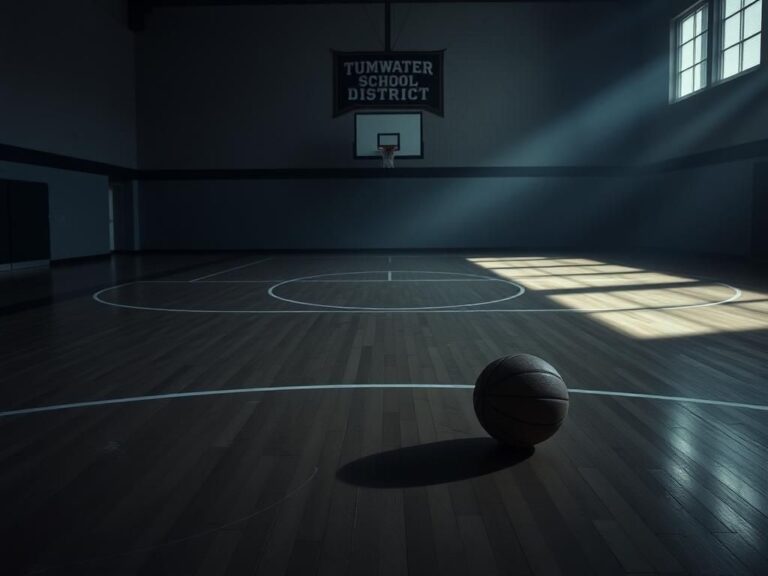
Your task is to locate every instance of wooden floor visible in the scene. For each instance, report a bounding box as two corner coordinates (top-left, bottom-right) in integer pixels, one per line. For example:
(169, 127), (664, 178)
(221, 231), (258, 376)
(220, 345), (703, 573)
(1, 252), (767, 576)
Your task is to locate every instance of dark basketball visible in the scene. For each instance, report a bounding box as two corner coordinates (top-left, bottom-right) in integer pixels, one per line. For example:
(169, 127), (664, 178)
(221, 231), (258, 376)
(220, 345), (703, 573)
(473, 354), (569, 448)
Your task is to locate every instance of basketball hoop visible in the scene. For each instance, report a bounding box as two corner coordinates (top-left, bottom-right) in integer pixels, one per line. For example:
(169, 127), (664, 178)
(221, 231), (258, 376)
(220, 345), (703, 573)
(378, 145), (398, 168)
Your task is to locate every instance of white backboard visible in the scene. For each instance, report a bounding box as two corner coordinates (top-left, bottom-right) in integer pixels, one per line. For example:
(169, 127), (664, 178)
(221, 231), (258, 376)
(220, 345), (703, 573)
(354, 112), (423, 159)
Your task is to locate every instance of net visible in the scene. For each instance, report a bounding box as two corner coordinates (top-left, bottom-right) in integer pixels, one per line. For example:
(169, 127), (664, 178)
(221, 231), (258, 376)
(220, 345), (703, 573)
(378, 145), (398, 168)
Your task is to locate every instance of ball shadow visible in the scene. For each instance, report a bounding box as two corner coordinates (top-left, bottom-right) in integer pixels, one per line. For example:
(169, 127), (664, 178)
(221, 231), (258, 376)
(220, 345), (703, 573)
(336, 437), (534, 488)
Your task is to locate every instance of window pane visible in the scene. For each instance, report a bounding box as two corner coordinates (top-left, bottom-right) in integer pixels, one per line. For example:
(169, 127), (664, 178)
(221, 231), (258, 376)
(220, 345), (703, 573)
(695, 8), (704, 33)
(742, 34), (762, 69)
(680, 68), (694, 97)
(681, 14), (695, 43)
(722, 44), (741, 77)
(695, 33), (708, 62)
(693, 62), (706, 90)
(681, 40), (695, 68)
(725, 0), (743, 17)
(723, 13), (743, 48)
(744, 0), (763, 38)
(672, 5), (713, 100)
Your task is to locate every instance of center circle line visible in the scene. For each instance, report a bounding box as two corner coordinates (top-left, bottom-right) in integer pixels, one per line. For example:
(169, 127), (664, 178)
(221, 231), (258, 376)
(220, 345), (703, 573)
(267, 270), (526, 311)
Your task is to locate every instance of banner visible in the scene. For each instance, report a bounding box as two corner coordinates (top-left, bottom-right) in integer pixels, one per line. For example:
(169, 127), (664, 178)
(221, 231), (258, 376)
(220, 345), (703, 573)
(333, 51), (444, 117)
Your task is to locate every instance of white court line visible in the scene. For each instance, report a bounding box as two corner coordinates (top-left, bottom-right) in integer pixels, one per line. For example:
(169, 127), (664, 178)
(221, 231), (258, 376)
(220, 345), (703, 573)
(267, 270), (526, 311)
(388, 271), (392, 282)
(140, 279), (507, 284)
(189, 257), (273, 282)
(570, 388), (768, 410)
(1, 384), (767, 418)
(92, 283), (741, 314)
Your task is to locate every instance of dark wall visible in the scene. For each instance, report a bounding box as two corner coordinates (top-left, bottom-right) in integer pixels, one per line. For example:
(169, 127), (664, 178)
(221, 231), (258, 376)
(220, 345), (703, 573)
(637, 0), (768, 163)
(112, 180), (141, 252)
(636, 161), (753, 254)
(136, 2), (650, 169)
(0, 0), (134, 260)
(754, 162), (768, 256)
(138, 171), (752, 254)
(3, 2), (762, 255)
(139, 177), (619, 251)
(133, 1), (765, 254)
(0, 0), (137, 167)
(0, 182), (8, 268)
(0, 162), (110, 260)
(631, 0), (768, 257)
(135, 1), (768, 170)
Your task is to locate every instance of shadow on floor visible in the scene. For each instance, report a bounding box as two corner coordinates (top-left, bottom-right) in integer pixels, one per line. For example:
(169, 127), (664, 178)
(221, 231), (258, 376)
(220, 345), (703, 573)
(337, 437), (533, 488)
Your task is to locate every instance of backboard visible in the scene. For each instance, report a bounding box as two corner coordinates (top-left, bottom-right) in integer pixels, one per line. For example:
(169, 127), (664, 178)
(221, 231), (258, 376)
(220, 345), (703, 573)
(354, 112), (423, 159)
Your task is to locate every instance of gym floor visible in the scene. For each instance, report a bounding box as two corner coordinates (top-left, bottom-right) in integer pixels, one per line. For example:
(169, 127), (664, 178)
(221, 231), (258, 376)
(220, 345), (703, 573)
(1, 252), (767, 575)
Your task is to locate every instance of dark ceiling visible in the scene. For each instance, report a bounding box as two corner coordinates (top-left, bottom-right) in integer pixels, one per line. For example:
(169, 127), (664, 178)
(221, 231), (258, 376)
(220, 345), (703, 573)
(128, 0), (623, 31)
(137, 0), (620, 7)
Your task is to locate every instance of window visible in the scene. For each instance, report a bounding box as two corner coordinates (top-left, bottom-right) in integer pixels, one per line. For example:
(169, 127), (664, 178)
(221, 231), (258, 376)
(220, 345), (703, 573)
(672, 0), (764, 100)
(719, 0), (763, 80)
(674, 4), (709, 100)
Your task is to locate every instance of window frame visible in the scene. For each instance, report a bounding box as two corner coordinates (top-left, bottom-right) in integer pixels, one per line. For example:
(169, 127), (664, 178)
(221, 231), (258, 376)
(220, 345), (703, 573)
(670, 0), (765, 103)
(714, 0), (763, 83)
(670, 0), (712, 103)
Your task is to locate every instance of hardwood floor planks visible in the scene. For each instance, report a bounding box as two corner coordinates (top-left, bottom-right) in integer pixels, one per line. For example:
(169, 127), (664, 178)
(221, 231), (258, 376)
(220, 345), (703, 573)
(1, 252), (767, 575)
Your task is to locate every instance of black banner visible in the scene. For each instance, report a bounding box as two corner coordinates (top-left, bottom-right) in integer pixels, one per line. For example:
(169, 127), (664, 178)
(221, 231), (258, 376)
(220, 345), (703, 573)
(333, 51), (444, 117)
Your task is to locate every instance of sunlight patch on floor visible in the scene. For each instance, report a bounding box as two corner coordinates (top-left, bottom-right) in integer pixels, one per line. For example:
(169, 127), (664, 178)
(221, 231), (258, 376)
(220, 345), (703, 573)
(481, 265), (645, 279)
(587, 289), (768, 339)
(550, 284), (732, 310)
(469, 257), (768, 338)
(494, 272), (695, 291)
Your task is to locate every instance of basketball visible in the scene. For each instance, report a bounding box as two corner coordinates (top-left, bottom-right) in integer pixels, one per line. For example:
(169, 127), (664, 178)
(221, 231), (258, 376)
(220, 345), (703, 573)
(473, 354), (569, 448)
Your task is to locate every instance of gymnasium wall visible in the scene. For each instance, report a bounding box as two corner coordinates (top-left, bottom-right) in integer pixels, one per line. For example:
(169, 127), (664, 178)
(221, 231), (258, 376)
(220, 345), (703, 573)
(638, 0), (768, 163)
(635, 161), (754, 254)
(135, 1), (768, 169)
(133, 1), (760, 255)
(0, 0), (135, 260)
(0, 2), (762, 256)
(135, 2), (650, 169)
(754, 161), (768, 256)
(137, 171), (752, 255)
(0, 0), (137, 167)
(139, 178), (613, 251)
(634, 0), (768, 257)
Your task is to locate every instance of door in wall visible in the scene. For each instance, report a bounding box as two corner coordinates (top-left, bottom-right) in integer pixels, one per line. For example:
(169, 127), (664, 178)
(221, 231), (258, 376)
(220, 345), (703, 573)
(3, 180), (51, 269)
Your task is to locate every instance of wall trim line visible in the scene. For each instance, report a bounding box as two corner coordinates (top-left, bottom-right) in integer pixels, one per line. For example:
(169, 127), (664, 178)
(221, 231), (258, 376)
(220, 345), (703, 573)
(3, 139), (768, 181)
